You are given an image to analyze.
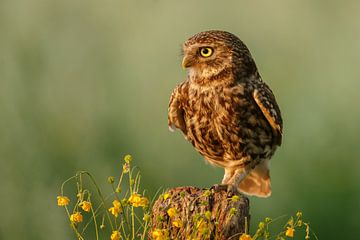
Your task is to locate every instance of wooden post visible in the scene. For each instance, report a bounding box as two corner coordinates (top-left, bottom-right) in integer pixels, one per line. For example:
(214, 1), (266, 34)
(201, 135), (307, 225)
(150, 186), (250, 240)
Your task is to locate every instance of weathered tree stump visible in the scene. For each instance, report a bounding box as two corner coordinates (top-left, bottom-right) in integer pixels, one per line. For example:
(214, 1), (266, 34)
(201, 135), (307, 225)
(150, 186), (250, 240)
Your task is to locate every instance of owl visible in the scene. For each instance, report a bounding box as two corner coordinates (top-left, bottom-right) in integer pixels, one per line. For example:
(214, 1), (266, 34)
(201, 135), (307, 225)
(168, 30), (283, 197)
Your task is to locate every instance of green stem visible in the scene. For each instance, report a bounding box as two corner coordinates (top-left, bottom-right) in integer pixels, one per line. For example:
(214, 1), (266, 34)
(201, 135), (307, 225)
(64, 206), (84, 239)
(141, 219), (149, 240)
(131, 206), (135, 240)
(90, 199), (99, 240)
(80, 171), (115, 230)
(116, 171), (124, 191)
(60, 175), (78, 195)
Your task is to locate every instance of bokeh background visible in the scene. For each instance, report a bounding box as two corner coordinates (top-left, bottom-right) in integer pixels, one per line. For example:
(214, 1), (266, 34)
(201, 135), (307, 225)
(1, 0), (359, 239)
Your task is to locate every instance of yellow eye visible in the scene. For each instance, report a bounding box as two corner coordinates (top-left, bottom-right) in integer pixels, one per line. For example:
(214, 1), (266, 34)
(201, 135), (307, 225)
(199, 47), (213, 57)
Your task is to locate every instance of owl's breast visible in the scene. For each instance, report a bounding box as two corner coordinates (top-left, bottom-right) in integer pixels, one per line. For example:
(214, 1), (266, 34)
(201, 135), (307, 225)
(183, 84), (247, 161)
(183, 82), (276, 165)
(182, 84), (224, 160)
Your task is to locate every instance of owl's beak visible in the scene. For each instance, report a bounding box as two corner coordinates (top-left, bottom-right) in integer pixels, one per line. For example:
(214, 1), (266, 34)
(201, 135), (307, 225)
(182, 55), (194, 69)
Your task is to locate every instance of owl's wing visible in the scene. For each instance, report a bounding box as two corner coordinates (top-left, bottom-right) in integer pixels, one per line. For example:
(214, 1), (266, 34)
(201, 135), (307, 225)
(168, 82), (187, 135)
(252, 83), (283, 146)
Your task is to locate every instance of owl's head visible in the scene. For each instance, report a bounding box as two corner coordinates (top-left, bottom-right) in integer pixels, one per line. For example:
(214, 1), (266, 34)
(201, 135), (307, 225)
(182, 30), (257, 84)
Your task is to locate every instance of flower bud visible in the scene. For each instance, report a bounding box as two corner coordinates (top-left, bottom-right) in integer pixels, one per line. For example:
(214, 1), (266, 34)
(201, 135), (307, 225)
(107, 176), (115, 184)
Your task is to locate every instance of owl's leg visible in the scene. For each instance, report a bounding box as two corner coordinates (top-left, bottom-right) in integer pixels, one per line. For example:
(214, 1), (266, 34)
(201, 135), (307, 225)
(211, 169), (240, 195)
(216, 168), (249, 195)
(231, 168), (250, 187)
(222, 168), (235, 184)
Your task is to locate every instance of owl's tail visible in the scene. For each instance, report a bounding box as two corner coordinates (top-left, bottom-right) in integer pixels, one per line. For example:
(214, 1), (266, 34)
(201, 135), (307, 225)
(239, 160), (272, 198)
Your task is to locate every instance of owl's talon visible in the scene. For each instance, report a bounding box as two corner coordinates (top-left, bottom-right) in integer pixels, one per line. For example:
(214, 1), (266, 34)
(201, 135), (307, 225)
(211, 184), (228, 192)
(226, 184), (240, 197)
(211, 184), (239, 196)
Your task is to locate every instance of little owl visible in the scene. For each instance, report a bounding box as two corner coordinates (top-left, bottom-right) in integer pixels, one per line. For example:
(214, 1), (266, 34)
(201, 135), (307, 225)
(168, 30), (283, 197)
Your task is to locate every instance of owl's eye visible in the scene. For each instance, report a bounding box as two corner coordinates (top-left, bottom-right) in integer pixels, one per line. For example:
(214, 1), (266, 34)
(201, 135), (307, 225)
(199, 47), (213, 57)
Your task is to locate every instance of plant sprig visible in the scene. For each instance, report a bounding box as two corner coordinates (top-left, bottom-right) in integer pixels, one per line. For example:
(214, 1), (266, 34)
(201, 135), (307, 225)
(57, 154), (151, 240)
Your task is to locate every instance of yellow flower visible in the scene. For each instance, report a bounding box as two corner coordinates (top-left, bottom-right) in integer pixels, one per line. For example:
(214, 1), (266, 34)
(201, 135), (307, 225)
(140, 197), (149, 207)
(240, 233), (252, 240)
(258, 221), (265, 229)
(163, 193), (170, 200)
(287, 217), (294, 226)
(152, 229), (168, 240)
(108, 199), (122, 217)
(231, 195), (240, 202)
(122, 163), (130, 173)
(128, 193), (149, 207)
(229, 207), (237, 216)
(109, 207), (118, 215)
(152, 229), (162, 239)
(196, 219), (209, 235)
(203, 189), (211, 197)
(129, 193), (141, 206)
(70, 212), (83, 223)
(121, 198), (128, 206)
(172, 218), (183, 228)
(167, 207), (177, 218)
(204, 210), (212, 220)
(297, 220), (303, 227)
(285, 227), (295, 237)
(107, 176), (115, 184)
(110, 230), (121, 240)
(57, 196), (70, 206)
(113, 199), (121, 208)
(79, 201), (91, 212)
(124, 154), (132, 163)
(143, 213), (150, 222)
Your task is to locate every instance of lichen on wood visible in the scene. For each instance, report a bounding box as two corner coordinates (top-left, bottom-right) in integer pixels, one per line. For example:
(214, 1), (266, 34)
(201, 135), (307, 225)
(150, 186), (250, 240)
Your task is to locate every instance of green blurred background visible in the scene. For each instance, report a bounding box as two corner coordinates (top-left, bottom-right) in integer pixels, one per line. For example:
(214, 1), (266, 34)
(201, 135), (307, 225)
(1, 0), (359, 239)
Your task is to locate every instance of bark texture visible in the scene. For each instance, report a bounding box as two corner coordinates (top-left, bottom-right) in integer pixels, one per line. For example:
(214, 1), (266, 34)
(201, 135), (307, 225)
(150, 186), (250, 240)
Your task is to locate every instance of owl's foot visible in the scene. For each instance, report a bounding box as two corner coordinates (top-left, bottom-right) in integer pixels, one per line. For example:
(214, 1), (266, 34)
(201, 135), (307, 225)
(211, 184), (239, 196)
(211, 183), (227, 192)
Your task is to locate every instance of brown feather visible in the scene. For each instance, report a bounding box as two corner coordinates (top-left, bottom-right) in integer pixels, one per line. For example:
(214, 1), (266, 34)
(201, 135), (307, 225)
(253, 88), (283, 145)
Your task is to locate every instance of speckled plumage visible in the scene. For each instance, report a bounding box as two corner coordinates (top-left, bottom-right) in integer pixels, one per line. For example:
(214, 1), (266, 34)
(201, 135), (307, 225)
(168, 30), (283, 197)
